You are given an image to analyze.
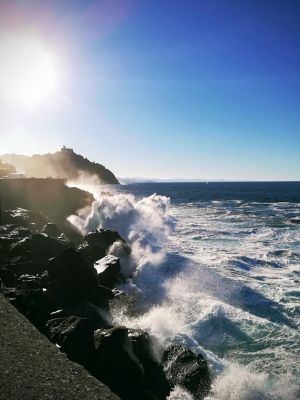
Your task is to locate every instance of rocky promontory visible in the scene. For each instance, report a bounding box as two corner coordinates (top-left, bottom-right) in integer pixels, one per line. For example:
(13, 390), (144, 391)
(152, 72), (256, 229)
(1, 148), (119, 184)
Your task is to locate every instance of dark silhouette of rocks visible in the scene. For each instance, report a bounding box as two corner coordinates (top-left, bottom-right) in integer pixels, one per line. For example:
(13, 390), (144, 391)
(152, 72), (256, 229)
(79, 229), (129, 264)
(162, 344), (211, 399)
(0, 202), (212, 399)
(0, 178), (94, 223)
(94, 254), (122, 288)
(1, 149), (119, 184)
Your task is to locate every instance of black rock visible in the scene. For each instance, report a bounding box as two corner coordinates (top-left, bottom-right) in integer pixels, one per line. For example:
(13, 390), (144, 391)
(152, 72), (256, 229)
(9, 233), (65, 260)
(7, 250), (45, 276)
(17, 274), (43, 290)
(47, 314), (106, 368)
(89, 284), (116, 308)
(41, 223), (60, 237)
(1, 208), (47, 230)
(0, 266), (16, 287)
(162, 344), (211, 400)
(78, 229), (128, 264)
(47, 248), (98, 307)
(0, 236), (18, 250)
(11, 287), (51, 333)
(94, 255), (122, 288)
(48, 301), (110, 323)
(93, 326), (144, 397)
(128, 329), (170, 400)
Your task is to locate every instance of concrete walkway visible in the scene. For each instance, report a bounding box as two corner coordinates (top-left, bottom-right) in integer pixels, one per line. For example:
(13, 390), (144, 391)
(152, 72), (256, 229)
(0, 294), (119, 400)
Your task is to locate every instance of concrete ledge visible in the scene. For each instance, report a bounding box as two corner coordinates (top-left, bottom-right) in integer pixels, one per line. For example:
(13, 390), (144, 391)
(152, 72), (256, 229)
(0, 294), (119, 400)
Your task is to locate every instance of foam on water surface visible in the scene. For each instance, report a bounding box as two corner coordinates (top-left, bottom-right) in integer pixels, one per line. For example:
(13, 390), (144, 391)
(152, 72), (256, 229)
(69, 182), (300, 399)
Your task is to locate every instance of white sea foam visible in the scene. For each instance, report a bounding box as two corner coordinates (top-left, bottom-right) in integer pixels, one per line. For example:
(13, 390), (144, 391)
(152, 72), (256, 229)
(206, 364), (298, 400)
(167, 386), (194, 399)
(68, 186), (300, 400)
(68, 188), (175, 279)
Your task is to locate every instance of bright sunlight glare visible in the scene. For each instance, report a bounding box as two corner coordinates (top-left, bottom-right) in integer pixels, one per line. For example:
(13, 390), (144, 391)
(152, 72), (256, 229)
(0, 36), (59, 108)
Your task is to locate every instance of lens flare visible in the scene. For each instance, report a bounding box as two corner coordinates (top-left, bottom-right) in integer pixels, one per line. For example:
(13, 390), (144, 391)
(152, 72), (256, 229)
(0, 36), (59, 107)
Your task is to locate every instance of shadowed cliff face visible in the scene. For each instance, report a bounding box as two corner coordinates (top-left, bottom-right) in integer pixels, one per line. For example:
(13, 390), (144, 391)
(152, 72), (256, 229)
(0, 178), (94, 225)
(1, 150), (119, 184)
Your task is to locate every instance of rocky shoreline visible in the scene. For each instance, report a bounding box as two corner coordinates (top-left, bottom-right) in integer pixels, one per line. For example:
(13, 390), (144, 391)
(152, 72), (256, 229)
(0, 182), (211, 399)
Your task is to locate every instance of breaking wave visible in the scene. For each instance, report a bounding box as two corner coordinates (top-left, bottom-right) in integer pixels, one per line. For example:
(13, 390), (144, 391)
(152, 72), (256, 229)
(68, 184), (300, 399)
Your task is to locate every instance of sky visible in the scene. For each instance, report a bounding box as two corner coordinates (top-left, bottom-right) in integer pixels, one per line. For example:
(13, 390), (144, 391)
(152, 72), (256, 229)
(0, 0), (299, 181)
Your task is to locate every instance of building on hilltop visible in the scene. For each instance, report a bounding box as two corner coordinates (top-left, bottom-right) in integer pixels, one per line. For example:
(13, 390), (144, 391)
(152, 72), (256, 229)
(61, 145), (74, 153)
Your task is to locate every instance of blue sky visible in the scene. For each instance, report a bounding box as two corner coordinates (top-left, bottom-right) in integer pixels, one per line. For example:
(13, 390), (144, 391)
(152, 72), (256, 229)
(0, 0), (299, 180)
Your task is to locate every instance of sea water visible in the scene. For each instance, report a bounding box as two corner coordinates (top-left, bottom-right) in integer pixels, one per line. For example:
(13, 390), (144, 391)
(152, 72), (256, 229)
(69, 182), (300, 400)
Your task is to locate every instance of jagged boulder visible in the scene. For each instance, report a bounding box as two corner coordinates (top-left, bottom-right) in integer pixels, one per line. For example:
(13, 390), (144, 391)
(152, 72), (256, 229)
(47, 248), (98, 307)
(9, 233), (65, 259)
(8, 251), (45, 276)
(93, 326), (145, 397)
(89, 284), (116, 308)
(162, 344), (211, 400)
(47, 314), (106, 367)
(10, 284), (52, 333)
(0, 266), (16, 287)
(41, 223), (60, 237)
(128, 329), (170, 400)
(78, 229), (128, 264)
(1, 208), (47, 230)
(94, 255), (122, 288)
(0, 236), (18, 250)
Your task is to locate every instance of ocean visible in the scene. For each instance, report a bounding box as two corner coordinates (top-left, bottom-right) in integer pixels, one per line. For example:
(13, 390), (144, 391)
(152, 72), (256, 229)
(69, 181), (300, 400)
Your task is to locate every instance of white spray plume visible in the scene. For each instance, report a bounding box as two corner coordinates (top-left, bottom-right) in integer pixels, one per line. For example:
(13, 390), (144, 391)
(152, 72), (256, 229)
(68, 190), (175, 276)
(66, 170), (104, 187)
(206, 363), (299, 400)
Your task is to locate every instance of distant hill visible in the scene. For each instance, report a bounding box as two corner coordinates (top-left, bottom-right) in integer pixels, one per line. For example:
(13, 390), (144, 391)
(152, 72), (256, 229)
(1, 149), (119, 184)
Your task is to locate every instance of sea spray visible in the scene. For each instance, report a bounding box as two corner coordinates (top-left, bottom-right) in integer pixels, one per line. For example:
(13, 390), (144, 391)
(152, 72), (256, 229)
(68, 189), (175, 277)
(206, 364), (298, 400)
(68, 184), (300, 400)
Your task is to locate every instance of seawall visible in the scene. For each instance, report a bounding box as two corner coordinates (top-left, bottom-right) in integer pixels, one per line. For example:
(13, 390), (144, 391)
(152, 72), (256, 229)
(0, 294), (119, 400)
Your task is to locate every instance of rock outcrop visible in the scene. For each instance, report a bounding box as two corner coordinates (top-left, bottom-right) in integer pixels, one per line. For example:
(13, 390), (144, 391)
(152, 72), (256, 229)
(1, 149), (119, 184)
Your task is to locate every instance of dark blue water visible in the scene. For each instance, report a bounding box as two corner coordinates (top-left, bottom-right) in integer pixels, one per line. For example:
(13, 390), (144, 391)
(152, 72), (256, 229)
(79, 181), (300, 399)
(117, 181), (300, 204)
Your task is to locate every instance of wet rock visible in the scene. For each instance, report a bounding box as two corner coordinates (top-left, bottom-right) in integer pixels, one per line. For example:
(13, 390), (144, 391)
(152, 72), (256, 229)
(47, 248), (98, 307)
(78, 229), (128, 264)
(11, 287), (51, 333)
(48, 301), (110, 324)
(17, 274), (42, 289)
(0, 266), (16, 287)
(89, 284), (116, 308)
(1, 208), (47, 229)
(162, 344), (211, 400)
(7, 226), (31, 240)
(41, 222), (60, 237)
(9, 233), (65, 260)
(128, 328), (170, 400)
(93, 326), (144, 397)
(0, 236), (18, 250)
(7, 251), (45, 276)
(10, 260), (45, 276)
(94, 255), (122, 288)
(47, 315), (105, 368)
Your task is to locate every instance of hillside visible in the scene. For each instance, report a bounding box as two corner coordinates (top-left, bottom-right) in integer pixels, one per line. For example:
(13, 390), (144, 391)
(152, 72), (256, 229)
(1, 149), (119, 184)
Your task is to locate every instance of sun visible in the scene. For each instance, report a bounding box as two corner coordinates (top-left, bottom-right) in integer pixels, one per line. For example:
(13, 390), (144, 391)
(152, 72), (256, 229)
(0, 36), (59, 108)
